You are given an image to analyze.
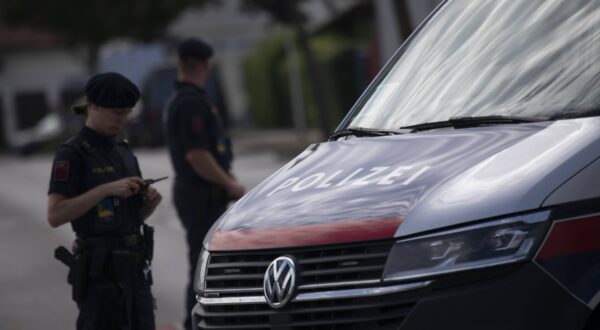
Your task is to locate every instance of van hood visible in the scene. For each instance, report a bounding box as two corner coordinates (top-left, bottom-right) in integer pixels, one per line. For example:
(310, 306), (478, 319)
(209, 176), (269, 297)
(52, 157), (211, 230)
(207, 118), (600, 251)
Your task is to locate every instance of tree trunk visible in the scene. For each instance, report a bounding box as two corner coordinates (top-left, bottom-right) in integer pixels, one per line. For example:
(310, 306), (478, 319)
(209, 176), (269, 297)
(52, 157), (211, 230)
(294, 24), (334, 139)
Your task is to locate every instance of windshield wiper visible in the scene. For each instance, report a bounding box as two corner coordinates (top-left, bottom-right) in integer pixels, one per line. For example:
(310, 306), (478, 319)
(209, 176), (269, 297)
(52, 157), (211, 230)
(550, 109), (600, 120)
(401, 115), (547, 132)
(329, 127), (412, 140)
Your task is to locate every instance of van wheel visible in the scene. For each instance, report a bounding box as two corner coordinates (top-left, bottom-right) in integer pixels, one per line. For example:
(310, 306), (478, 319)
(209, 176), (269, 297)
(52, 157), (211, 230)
(584, 307), (600, 330)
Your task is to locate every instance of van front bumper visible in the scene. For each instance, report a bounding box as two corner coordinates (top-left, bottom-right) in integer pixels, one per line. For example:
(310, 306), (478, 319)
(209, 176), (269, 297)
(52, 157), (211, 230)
(192, 262), (591, 330)
(398, 262), (590, 330)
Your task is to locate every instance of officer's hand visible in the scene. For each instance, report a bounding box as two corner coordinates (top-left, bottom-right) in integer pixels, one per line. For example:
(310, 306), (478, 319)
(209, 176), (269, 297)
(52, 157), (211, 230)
(142, 186), (162, 210)
(226, 181), (246, 201)
(104, 177), (144, 198)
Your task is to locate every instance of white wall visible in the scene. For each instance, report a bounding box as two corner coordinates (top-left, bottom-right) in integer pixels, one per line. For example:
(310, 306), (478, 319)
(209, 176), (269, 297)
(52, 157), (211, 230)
(0, 49), (86, 147)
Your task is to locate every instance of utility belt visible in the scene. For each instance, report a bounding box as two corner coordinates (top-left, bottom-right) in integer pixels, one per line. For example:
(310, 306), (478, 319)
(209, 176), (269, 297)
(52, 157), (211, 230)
(75, 233), (143, 252)
(55, 224), (154, 303)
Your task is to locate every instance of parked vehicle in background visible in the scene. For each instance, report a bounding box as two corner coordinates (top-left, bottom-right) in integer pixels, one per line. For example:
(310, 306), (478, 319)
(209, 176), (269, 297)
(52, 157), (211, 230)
(125, 66), (177, 147)
(192, 0), (600, 329)
(2, 79), (86, 155)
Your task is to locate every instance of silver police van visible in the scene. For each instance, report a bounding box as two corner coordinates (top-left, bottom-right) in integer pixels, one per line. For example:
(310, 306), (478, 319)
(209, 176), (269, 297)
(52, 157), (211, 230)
(193, 0), (600, 329)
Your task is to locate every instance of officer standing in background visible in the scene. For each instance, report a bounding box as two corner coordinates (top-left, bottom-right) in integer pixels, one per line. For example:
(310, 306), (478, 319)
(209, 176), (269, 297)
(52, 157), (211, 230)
(164, 38), (245, 330)
(47, 72), (162, 330)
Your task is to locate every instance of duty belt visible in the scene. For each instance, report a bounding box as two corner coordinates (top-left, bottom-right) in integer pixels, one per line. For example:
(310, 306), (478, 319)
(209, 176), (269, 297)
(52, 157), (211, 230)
(75, 234), (142, 251)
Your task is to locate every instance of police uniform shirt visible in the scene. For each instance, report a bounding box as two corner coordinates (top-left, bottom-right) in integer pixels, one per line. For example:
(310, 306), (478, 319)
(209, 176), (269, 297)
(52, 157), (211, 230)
(165, 81), (232, 185)
(48, 126), (144, 237)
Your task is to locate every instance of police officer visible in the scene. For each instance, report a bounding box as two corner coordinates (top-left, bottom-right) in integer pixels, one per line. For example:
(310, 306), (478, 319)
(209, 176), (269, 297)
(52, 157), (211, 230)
(47, 72), (162, 330)
(164, 38), (245, 330)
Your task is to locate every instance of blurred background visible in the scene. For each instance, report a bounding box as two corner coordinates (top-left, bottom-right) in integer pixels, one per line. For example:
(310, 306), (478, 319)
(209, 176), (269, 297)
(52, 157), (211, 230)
(0, 0), (440, 328)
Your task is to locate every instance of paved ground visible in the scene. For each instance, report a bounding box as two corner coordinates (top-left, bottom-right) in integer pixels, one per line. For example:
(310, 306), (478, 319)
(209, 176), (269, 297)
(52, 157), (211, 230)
(0, 135), (303, 329)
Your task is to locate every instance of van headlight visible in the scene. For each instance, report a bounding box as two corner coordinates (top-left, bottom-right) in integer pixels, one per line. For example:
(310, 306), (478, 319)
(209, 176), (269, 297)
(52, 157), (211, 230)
(194, 249), (210, 294)
(383, 210), (551, 282)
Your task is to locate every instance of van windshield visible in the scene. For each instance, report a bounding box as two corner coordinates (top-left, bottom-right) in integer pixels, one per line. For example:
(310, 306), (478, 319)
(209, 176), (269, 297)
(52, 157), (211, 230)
(345, 0), (600, 130)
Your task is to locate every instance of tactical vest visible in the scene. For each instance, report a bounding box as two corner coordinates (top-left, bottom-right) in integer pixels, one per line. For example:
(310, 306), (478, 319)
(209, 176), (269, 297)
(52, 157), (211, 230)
(164, 84), (233, 181)
(63, 135), (144, 237)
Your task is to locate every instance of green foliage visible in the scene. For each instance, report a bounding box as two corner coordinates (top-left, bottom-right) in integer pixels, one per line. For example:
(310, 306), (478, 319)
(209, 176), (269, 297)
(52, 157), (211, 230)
(311, 35), (370, 123)
(243, 32), (292, 127)
(242, 0), (338, 136)
(243, 31), (371, 129)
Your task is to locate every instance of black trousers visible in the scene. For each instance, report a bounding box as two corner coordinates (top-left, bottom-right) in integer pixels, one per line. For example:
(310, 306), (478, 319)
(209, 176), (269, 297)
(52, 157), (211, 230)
(174, 181), (228, 330)
(76, 270), (155, 330)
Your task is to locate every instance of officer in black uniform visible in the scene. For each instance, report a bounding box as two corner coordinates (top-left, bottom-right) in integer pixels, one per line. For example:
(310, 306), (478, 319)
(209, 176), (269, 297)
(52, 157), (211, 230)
(47, 72), (162, 330)
(164, 38), (245, 330)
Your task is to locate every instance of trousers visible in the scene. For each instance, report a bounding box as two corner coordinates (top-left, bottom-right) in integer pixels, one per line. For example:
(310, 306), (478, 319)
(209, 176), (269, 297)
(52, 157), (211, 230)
(76, 265), (155, 330)
(174, 180), (228, 330)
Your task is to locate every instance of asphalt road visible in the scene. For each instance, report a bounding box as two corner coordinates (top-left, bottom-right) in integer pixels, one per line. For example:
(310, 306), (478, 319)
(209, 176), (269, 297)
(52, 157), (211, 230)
(0, 147), (290, 330)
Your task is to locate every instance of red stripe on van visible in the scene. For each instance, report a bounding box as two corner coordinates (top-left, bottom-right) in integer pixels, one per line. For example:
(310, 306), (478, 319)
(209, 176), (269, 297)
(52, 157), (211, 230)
(536, 215), (600, 260)
(207, 217), (404, 251)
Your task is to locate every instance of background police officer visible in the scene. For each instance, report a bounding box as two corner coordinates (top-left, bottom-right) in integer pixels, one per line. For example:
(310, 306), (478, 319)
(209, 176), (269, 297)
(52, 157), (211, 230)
(164, 38), (245, 330)
(47, 72), (162, 330)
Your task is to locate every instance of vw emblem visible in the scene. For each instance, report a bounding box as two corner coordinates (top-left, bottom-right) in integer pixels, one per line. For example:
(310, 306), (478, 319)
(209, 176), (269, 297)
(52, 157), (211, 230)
(263, 256), (296, 308)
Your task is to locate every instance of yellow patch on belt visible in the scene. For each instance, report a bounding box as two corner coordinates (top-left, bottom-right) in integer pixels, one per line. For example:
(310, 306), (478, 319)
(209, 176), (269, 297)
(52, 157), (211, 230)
(92, 166), (116, 175)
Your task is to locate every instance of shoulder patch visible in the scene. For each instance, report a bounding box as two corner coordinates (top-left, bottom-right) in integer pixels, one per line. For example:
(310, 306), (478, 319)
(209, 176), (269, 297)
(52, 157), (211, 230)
(53, 161), (70, 181)
(192, 117), (205, 133)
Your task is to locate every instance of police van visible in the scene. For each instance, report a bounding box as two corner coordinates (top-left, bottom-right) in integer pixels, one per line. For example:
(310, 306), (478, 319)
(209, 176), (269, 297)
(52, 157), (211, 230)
(192, 0), (600, 329)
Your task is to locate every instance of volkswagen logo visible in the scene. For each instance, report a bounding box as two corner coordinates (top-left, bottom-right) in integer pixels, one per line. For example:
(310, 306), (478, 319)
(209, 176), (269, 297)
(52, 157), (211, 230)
(263, 256), (296, 308)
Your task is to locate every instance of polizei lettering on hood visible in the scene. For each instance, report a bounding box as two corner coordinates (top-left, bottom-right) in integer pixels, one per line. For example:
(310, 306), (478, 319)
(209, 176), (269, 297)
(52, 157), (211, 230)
(267, 165), (431, 197)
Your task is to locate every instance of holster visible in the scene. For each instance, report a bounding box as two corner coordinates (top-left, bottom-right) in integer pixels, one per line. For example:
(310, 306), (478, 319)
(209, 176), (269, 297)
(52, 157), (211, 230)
(142, 224), (154, 263)
(54, 246), (89, 303)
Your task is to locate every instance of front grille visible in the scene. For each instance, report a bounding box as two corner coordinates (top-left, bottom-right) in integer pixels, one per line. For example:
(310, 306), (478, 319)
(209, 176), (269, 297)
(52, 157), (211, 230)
(199, 292), (414, 330)
(205, 240), (393, 295)
(196, 240), (419, 329)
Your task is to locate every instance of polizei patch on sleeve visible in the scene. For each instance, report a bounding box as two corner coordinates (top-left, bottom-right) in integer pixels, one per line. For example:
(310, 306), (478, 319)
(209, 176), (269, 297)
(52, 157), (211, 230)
(53, 161), (70, 181)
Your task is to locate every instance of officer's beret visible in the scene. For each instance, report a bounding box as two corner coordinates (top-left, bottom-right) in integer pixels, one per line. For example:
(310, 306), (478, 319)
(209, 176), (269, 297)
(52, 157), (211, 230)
(177, 38), (214, 60)
(72, 72), (140, 114)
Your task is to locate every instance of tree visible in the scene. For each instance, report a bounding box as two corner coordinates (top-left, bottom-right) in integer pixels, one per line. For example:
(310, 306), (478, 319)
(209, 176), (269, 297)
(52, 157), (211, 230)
(242, 0), (335, 138)
(0, 0), (211, 71)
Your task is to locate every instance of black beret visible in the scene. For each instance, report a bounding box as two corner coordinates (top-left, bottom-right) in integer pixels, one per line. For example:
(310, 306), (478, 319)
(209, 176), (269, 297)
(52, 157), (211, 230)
(178, 38), (213, 60)
(73, 72), (140, 114)
(86, 72), (140, 108)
